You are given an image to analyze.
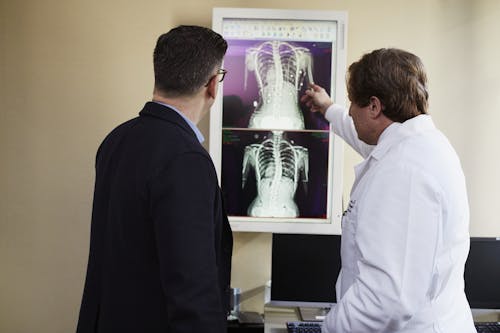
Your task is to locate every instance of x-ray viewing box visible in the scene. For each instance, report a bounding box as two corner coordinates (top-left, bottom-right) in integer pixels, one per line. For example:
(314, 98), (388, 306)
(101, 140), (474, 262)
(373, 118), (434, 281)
(210, 8), (347, 234)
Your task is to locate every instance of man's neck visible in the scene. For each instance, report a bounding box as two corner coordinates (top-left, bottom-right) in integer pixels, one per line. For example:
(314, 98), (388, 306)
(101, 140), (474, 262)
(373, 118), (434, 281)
(152, 91), (204, 125)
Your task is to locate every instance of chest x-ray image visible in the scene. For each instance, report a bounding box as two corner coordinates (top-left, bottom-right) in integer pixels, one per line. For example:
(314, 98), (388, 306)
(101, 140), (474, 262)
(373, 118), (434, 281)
(222, 129), (330, 219)
(242, 131), (308, 217)
(222, 39), (333, 131)
(219, 38), (336, 221)
(211, 11), (347, 231)
(245, 41), (313, 130)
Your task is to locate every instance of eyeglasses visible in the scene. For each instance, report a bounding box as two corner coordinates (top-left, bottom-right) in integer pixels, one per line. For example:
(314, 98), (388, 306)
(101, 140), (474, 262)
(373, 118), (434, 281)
(205, 68), (228, 86)
(215, 68), (227, 82)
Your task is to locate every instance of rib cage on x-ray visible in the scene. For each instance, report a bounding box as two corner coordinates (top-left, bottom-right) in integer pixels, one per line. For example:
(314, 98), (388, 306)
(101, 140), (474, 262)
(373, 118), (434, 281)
(245, 41), (313, 130)
(242, 131), (309, 217)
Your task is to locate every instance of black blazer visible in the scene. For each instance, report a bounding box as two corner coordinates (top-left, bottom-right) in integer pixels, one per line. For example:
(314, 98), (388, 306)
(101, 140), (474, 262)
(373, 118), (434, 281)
(77, 102), (233, 333)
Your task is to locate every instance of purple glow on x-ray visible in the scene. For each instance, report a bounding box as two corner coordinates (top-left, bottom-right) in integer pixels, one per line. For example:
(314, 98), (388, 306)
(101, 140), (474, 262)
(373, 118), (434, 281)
(221, 129), (330, 219)
(222, 39), (333, 131)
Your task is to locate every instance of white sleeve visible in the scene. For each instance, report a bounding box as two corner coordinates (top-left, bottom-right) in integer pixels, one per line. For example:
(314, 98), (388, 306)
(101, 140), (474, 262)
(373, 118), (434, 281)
(323, 165), (441, 332)
(324, 104), (374, 158)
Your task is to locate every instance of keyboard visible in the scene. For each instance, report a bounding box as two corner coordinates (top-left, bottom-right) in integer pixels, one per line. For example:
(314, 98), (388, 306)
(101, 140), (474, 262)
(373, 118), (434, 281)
(475, 322), (500, 333)
(286, 321), (322, 333)
(287, 321), (500, 332)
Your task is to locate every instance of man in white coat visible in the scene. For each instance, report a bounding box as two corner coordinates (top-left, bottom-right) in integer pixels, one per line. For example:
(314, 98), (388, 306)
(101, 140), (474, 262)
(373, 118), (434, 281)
(301, 48), (476, 333)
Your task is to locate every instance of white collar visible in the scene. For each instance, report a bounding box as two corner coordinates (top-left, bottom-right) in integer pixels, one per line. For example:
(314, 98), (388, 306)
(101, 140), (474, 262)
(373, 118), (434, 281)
(371, 114), (435, 160)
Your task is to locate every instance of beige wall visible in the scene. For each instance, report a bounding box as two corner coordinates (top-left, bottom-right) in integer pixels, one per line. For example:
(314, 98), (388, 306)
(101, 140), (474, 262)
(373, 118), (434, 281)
(1, 0), (499, 332)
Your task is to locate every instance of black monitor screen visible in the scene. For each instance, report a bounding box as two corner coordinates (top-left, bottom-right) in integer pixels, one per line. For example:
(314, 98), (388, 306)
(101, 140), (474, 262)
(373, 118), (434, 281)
(270, 234), (341, 307)
(464, 237), (500, 309)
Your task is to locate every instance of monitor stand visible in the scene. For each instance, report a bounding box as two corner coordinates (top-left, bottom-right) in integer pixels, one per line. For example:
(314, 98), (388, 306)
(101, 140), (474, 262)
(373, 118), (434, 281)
(298, 307), (330, 322)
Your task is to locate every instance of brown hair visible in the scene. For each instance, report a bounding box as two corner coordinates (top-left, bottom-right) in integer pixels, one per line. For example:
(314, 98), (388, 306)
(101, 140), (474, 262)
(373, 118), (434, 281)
(153, 25), (227, 97)
(347, 48), (429, 122)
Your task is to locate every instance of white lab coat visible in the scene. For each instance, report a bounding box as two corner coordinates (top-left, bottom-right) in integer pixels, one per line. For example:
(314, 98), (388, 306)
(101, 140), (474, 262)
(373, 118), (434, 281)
(322, 105), (476, 333)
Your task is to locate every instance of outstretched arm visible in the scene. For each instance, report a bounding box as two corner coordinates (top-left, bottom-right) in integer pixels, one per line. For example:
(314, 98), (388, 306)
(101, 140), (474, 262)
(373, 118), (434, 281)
(301, 83), (374, 158)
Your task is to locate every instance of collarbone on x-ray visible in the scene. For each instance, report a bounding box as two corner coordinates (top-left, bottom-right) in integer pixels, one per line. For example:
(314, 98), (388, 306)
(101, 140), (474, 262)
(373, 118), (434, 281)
(245, 41), (313, 130)
(242, 131), (309, 217)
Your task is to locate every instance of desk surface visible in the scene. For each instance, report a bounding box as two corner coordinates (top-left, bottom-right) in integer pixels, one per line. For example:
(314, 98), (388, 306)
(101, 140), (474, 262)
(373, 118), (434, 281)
(264, 307), (298, 333)
(264, 306), (500, 333)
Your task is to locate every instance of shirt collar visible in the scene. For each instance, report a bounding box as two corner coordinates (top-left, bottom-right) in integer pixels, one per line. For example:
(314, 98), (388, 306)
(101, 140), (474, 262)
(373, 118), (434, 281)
(152, 101), (205, 143)
(370, 114), (434, 160)
(377, 121), (401, 145)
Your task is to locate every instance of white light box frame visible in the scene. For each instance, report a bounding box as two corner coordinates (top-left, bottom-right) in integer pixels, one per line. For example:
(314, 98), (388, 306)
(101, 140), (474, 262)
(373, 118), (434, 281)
(210, 8), (347, 234)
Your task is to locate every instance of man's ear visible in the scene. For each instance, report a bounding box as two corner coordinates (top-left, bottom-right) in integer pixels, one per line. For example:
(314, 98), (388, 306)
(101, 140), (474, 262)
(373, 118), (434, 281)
(368, 96), (383, 119)
(206, 76), (218, 100)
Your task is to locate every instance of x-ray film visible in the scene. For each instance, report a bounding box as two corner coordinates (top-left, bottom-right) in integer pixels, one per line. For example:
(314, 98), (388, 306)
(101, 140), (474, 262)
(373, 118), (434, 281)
(223, 39), (332, 131)
(211, 8), (347, 233)
(222, 130), (329, 219)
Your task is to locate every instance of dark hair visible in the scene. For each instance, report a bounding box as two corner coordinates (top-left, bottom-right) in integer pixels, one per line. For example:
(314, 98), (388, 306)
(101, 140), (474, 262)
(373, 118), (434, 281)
(153, 25), (227, 97)
(347, 48), (429, 122)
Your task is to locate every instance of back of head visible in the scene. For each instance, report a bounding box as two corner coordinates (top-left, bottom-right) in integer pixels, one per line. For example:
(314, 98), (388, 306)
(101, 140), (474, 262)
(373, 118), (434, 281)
(153, 25), (227, 97)
(347, 48), (429, 122)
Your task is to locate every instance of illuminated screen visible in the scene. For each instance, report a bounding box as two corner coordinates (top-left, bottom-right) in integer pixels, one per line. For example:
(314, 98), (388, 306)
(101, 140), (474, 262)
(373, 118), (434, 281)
(211, 9), (347, 233)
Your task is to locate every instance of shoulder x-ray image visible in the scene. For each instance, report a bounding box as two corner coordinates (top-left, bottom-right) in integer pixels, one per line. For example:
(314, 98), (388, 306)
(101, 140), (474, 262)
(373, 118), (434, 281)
(242, 130), (308, 217)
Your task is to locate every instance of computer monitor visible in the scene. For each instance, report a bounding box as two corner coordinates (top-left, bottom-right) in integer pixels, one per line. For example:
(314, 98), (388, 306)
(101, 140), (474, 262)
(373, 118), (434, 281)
(270, 233), (341, 319)
(464, 237), (500, 310)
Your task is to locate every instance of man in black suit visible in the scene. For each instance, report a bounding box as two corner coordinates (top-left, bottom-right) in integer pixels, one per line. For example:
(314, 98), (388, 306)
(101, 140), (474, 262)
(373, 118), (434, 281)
(76, 25), (233, 333)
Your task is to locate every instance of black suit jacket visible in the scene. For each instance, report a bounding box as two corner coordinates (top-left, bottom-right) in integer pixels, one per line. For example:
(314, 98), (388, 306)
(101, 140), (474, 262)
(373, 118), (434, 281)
(77, 102), (233, 333)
